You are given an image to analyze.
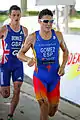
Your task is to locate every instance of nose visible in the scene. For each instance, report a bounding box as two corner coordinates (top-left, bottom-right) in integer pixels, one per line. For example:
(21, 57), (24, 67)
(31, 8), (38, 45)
(47, 22), (51, 25)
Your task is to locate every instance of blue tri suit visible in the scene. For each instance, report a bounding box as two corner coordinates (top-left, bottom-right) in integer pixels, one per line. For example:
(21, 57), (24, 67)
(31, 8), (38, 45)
(33, 29), (60, 104)
(0, 25), (25, 86)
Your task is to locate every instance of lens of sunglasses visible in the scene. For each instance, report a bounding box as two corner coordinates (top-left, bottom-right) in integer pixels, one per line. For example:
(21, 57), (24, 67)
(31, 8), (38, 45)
(40, 19), (54, 23)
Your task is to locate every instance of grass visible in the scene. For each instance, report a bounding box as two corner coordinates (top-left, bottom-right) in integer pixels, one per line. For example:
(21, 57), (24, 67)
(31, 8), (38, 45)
(0, 15), (8, 22)
(69, 27), (80, 31)
(70, 12), (80, 19)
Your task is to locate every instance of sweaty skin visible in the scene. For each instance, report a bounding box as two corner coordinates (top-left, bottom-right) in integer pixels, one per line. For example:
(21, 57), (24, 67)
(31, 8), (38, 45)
(0, 6), (28, 118)
(18, 31), (68, 76)
(17, 11), (69, 120)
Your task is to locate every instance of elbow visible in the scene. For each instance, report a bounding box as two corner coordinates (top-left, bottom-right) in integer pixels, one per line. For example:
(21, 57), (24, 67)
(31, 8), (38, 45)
(63, 49), (69, 58)
(17, 51), (26, 62)
(66, 49), (69, 57)
(66, 49), (69, 61)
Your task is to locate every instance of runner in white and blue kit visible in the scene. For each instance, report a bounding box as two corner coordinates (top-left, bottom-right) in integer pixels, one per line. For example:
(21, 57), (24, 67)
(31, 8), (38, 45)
(0, 5), (28, 120)
(1, 25), (25, 86)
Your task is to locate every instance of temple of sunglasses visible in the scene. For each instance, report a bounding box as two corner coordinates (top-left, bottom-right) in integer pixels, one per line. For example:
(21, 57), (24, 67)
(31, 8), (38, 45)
(40, 19), (54, 23)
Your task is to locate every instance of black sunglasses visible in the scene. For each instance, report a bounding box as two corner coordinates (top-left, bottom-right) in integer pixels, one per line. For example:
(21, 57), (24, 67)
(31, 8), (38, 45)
(40, 19), (54, 23)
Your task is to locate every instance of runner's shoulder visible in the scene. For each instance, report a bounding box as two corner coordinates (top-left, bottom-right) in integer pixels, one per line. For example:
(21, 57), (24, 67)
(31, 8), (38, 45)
(0, 25), (7, 33)
(22, 26), (28, 36)
(0, 25), (8, 38)
(55, 30), (63, 42)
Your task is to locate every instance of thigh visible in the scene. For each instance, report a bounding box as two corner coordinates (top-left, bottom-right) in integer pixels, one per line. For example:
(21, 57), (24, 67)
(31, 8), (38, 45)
(33, 76), (48, 101)
(12, 65), (24, 82)
(48, 80), (60, 105)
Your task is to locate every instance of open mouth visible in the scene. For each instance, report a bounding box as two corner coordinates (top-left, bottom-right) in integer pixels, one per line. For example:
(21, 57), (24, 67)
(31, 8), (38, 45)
(15, 19), (18, 22)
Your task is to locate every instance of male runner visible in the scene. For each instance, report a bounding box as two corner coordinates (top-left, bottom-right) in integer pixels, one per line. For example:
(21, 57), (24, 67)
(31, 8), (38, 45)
(17, 9), (69, 120)
(0, 5), (28, 120)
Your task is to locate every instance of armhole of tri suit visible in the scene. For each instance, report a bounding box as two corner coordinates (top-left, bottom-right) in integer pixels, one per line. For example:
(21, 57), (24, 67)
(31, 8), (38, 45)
(53, 30), (61, 67)
(52, 29), (57, 39)
(5, 25), (9, 38)
(6, 25), (10, 32)
(21, 25), (26, 43)
(20, 25), (23, 33)
(53, 29), (61, 44)
(35, 30), (38, 40)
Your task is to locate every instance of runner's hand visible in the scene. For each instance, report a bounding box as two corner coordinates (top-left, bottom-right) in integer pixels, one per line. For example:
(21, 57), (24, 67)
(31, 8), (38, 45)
(58, 65), (65, 76)
(27, 58), (36, 67)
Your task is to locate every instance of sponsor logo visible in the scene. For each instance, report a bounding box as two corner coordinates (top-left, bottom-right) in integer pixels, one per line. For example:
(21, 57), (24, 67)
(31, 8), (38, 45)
(67, 53), (80, 65)
(17, 77), (22, 80)
(20, 31), (23, 34)
(53, 36), (56, 39)
(12, 50), (19, 56)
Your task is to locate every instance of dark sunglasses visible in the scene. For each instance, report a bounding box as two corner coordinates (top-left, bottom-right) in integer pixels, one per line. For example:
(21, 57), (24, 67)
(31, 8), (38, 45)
(40, 19), (54, 23)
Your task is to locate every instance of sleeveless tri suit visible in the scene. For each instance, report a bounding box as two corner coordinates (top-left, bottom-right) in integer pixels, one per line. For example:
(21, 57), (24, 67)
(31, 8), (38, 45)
(0, 25), (25, 86)
(33, 29), (60, 104)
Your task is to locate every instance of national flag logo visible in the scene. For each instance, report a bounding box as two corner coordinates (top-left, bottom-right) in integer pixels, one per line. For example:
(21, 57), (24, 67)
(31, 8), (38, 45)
(1, 39), (10, 64)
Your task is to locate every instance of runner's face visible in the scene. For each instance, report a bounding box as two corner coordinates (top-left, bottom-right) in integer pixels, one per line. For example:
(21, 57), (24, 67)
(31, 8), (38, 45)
(9, 10), (21, 25)
(38, 15), (53, 32)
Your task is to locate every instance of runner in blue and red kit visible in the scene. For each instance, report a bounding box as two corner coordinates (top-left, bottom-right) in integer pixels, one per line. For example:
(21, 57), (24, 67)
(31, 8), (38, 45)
(33, 29), (60, 104)
(17, 9), (69, 120)
(0, 5), (28, 120)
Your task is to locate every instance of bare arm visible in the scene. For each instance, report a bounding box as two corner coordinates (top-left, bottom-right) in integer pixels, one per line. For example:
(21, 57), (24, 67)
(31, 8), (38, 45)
(22, 26), (28, 43)
(56, 31), (69, 76)
(17, 33), (36, 65)
(59, 33), (69, 68)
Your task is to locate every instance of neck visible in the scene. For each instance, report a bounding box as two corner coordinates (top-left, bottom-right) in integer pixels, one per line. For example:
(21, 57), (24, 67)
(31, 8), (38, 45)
(9, 23), (20, 31)
(39, 30), (52, 40)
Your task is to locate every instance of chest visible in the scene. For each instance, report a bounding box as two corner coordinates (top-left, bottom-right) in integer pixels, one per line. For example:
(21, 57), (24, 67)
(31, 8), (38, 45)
(4, 30), (24, 48)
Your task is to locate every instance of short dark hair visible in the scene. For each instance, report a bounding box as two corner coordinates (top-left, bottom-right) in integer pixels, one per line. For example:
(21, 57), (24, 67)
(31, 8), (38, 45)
(38, 9), (53, 19)
(9, 5), (21, 14)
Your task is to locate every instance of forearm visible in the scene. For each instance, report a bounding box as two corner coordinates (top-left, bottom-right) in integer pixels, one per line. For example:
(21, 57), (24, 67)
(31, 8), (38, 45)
(17, 52), (31, 63)
(61, 50), (69, 68)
